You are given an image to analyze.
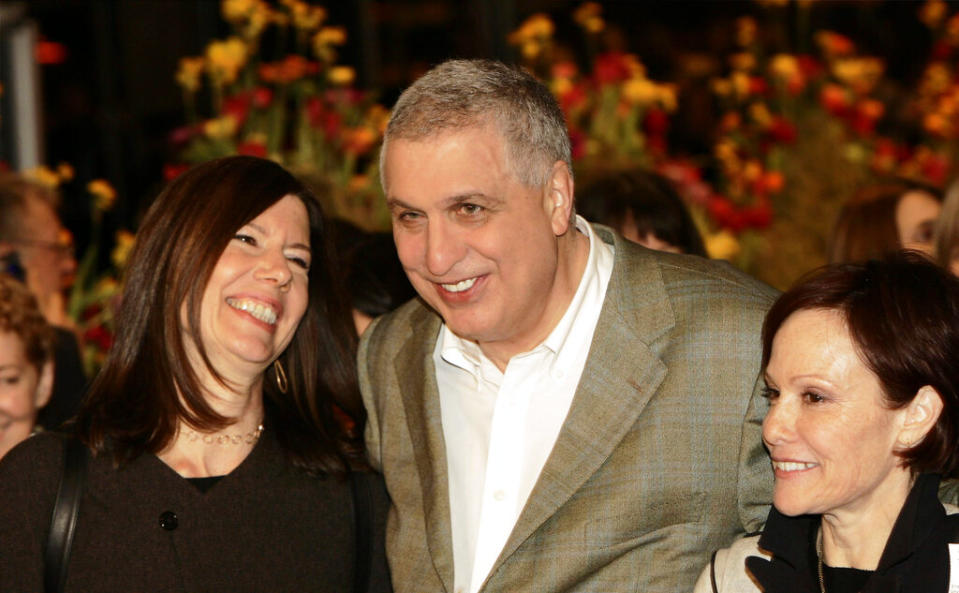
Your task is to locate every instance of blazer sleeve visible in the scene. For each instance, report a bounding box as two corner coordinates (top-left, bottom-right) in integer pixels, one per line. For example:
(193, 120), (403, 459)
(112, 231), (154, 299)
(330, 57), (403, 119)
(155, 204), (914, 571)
(738, 371), (774, 533)
(358, 314), (386, 472)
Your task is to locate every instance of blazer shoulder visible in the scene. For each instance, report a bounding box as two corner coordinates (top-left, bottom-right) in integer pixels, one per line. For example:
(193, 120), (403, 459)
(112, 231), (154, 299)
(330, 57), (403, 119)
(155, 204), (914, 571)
(359, 298), (434, 360)
(655, 251), (779, 304)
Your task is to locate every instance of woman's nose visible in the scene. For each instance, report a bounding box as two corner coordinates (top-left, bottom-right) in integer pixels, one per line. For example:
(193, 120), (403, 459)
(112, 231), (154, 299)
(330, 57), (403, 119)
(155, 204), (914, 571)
(762, 398), (795, 448)
(255, 251), (293, 287)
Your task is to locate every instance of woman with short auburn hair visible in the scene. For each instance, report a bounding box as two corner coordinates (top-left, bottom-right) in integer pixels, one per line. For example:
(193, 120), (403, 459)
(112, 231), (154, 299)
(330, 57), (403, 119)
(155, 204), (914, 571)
(0, 156), (391, 592)
(698, 251), (959, 593)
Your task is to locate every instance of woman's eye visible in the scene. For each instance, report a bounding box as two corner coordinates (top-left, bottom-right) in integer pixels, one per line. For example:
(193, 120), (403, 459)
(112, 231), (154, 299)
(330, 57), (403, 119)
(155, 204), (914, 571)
(234, 233), (257, 246)
(0, 375), (21, 386)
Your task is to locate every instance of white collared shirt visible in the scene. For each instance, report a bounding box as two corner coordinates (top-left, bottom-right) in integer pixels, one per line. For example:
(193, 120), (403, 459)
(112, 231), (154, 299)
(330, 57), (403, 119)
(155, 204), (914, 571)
(434, 216), (614, 593)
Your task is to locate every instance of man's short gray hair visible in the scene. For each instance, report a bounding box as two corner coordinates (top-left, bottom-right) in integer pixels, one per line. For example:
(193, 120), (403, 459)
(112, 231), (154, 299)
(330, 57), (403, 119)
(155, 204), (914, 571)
(381, 59), (572, 188)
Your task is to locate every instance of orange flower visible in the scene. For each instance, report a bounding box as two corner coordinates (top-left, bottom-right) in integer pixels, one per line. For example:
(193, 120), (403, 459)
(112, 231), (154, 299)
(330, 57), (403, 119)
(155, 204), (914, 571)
(919, 0), (948, 29)
(205, 37), (248, 85)
(87, 179), (117, 212)
(816, 31), (855, 58)
(328, 65), (356, 86)
(573, 2), (604, 34)
(176, 56), (206, 93)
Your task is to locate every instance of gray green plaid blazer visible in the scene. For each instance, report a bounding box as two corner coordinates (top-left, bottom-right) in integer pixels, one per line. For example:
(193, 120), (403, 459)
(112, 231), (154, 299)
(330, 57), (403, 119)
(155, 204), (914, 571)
(358, 226), (779, 593)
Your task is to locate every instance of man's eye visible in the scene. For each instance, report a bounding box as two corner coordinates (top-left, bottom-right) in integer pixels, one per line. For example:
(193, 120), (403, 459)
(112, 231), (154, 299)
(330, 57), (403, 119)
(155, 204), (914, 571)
(458, 203), (483, 216)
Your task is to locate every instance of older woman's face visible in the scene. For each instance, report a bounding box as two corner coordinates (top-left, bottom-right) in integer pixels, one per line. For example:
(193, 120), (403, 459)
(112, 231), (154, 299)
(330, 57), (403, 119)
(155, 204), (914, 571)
(195, 195), (311, 380)
(762, 308), (913, 519)
(0, 330), (52, 459)
(896, 190), (940, 256)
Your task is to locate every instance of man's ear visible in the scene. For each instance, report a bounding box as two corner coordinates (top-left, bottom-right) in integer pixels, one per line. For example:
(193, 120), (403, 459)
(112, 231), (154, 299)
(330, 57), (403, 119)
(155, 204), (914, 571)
(544, 160), (575, 236)
(34, 360), (54, 410)
(897, 385), (944, 450)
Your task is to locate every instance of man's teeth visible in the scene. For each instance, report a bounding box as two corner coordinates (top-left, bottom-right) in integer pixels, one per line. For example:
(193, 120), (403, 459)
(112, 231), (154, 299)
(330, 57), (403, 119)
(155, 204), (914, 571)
(772, 461), (817, 472)
(442, 277), (477, 293)
(226, 298), (277, 325)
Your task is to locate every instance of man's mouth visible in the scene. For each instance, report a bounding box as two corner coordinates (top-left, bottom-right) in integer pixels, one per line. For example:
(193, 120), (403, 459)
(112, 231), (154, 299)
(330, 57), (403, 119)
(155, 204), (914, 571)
(441, 277), (478, 293)
(226, 297), (278, 325)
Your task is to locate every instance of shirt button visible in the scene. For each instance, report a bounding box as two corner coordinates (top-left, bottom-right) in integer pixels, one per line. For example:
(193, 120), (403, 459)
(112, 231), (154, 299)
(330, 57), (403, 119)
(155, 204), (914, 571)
(493, 490), (505, 501)
(159, 511), (178, 531)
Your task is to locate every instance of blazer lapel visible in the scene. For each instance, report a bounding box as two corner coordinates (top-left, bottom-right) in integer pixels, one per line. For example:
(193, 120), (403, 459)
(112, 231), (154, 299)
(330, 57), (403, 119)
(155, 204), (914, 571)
(490, 231), (675, 576)
(394, 306), (456, 593)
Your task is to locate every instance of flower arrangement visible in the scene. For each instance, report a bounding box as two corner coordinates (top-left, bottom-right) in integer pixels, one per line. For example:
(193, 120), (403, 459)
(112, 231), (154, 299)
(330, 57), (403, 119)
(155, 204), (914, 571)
(169, 0), (391, 230)
(508, 4), (678, 172)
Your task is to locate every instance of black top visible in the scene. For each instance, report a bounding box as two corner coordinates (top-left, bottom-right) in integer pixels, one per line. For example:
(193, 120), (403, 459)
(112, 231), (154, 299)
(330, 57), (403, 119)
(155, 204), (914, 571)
(746, 473), (957, 593)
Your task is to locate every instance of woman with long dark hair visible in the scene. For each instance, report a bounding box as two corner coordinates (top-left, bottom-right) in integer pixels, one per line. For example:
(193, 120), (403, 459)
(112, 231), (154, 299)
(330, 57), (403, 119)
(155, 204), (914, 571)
(0, 156), (391, 592)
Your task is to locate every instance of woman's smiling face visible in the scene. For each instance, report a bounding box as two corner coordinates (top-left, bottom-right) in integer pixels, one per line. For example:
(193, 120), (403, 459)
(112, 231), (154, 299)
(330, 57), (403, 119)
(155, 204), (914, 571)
(761, 308), (913, 519)
(191, 195), (312, 381)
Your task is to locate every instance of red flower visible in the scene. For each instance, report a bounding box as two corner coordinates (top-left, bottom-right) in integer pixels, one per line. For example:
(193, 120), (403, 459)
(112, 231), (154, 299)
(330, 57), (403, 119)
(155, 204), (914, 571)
(819, 84), (849, 117)
(163, 163), (190, 182)
(252, 87), (273, 109)
(237, 141), (268, 158)
(766, 117), (797, 144)
(568, 128), (587, 160)
(83, 325), (113, 351)
(748, 76), (768, 96)
(643, 108), (669, 137)
(558, 82), (588, 113)
(921, 153), (950, 186)
(222, 93), (251, 128)
(593, 52), (632, 85)
(797, 55), (823, 80)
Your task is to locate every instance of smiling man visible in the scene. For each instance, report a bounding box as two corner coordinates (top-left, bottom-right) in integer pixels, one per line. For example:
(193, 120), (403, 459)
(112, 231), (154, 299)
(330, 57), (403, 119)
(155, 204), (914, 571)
(359, 59), (779, 593)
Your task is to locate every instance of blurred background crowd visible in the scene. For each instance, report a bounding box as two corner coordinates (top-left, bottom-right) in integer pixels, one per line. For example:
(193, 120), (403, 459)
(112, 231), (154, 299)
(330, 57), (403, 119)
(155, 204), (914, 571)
(3, 0), (959, 447)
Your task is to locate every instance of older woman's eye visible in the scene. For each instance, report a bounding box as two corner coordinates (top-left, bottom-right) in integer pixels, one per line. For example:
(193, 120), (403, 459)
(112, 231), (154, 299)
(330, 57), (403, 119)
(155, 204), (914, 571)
(803, 391), (825, 404)
(760, 386), (779, 401)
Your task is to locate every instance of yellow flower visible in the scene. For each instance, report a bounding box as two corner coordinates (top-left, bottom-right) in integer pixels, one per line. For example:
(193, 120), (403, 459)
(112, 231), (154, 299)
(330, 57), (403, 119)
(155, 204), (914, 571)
(623, 54), (646, 79)
(205, 37), (248, 85)
(732, 71), (751, 99)
(736, 17), (758, 47)
(551, 76), (574, 98)
(367, 104), (391, 134)
(289, 1), (326, 31)
(729, 52), (756, 73)
(509, 14), (554, 46)
(94, 276), (119, 299)
(922, 63), (951, 96)
(832, 57), (884, 96)
(520, 40), (543, 60)
(56, 162), (74, 181)
(111, 230), (136, 269)
(222, 0), (257, 23)
(175, 56), (206, 93)
(705, 230), (741, 261)
(622, 78), (659, 106)
(23, 166), (61, 189)
(742, 160), (762, 183)
(712, 77), (733, 97)
(920, 0), (948, 29)
(573, 2), (604, 33)
(313, 26), (347, 62)
(749, 102), (773, 128)
(328, 65), (356, 86)
(658, 84), (678, 112)
(769, 54), (799, 81)
(87, 179), (117, 212)
(348, 174), (372, 193)
(203, 115), (239, 139)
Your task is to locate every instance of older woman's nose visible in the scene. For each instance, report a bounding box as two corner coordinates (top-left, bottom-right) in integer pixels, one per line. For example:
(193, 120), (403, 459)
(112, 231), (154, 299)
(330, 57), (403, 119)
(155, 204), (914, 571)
(762, 398), (796, 447)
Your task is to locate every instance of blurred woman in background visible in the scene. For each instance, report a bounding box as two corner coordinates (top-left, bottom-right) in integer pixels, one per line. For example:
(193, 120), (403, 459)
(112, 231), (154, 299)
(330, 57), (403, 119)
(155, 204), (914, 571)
(830, 181), (941, 263)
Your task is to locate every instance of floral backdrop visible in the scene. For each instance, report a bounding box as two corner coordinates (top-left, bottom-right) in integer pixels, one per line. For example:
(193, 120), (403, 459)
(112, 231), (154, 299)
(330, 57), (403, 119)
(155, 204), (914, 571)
(17, 0), (959, 371)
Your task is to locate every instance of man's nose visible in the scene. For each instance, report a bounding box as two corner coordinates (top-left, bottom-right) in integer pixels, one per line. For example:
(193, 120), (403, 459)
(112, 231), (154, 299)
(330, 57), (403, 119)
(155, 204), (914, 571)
(424, 222), (464, 277)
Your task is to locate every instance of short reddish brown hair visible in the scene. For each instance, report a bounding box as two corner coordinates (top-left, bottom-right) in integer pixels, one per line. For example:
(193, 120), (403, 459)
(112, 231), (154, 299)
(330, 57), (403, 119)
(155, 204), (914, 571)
(762, 251), (959, 477)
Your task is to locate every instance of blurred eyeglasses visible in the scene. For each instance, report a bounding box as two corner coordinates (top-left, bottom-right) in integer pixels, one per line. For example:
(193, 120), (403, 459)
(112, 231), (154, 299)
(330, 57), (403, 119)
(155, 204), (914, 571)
(12, 237), (76, 259)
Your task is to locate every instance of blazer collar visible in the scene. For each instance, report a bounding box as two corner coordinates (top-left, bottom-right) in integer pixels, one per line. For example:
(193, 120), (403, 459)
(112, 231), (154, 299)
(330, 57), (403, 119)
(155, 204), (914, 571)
(487, 227), (676, 584)
(395, 303), (455, 591)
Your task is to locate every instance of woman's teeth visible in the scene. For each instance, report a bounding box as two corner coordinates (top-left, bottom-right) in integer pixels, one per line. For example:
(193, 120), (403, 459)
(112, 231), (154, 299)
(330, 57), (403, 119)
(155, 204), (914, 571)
(226, 298), (277, 325)
(442, 277), (477, 293)
(772, 461), (817, 472)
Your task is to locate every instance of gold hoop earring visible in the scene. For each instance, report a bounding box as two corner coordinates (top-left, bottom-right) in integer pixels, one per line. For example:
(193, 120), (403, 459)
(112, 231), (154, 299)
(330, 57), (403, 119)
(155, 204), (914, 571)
(274, 359), (289, 394)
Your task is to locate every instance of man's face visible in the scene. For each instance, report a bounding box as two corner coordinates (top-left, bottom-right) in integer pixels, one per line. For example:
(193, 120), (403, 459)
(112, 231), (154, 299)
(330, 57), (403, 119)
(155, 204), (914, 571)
(384, 126), (572, 358)
(8, 197), (76, 303)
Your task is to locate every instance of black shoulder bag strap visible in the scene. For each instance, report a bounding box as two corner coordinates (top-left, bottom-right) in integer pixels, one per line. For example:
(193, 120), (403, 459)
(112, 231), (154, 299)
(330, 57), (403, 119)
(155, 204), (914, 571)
(43, 437), (89, 593)
(350, 471), (373, 593)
